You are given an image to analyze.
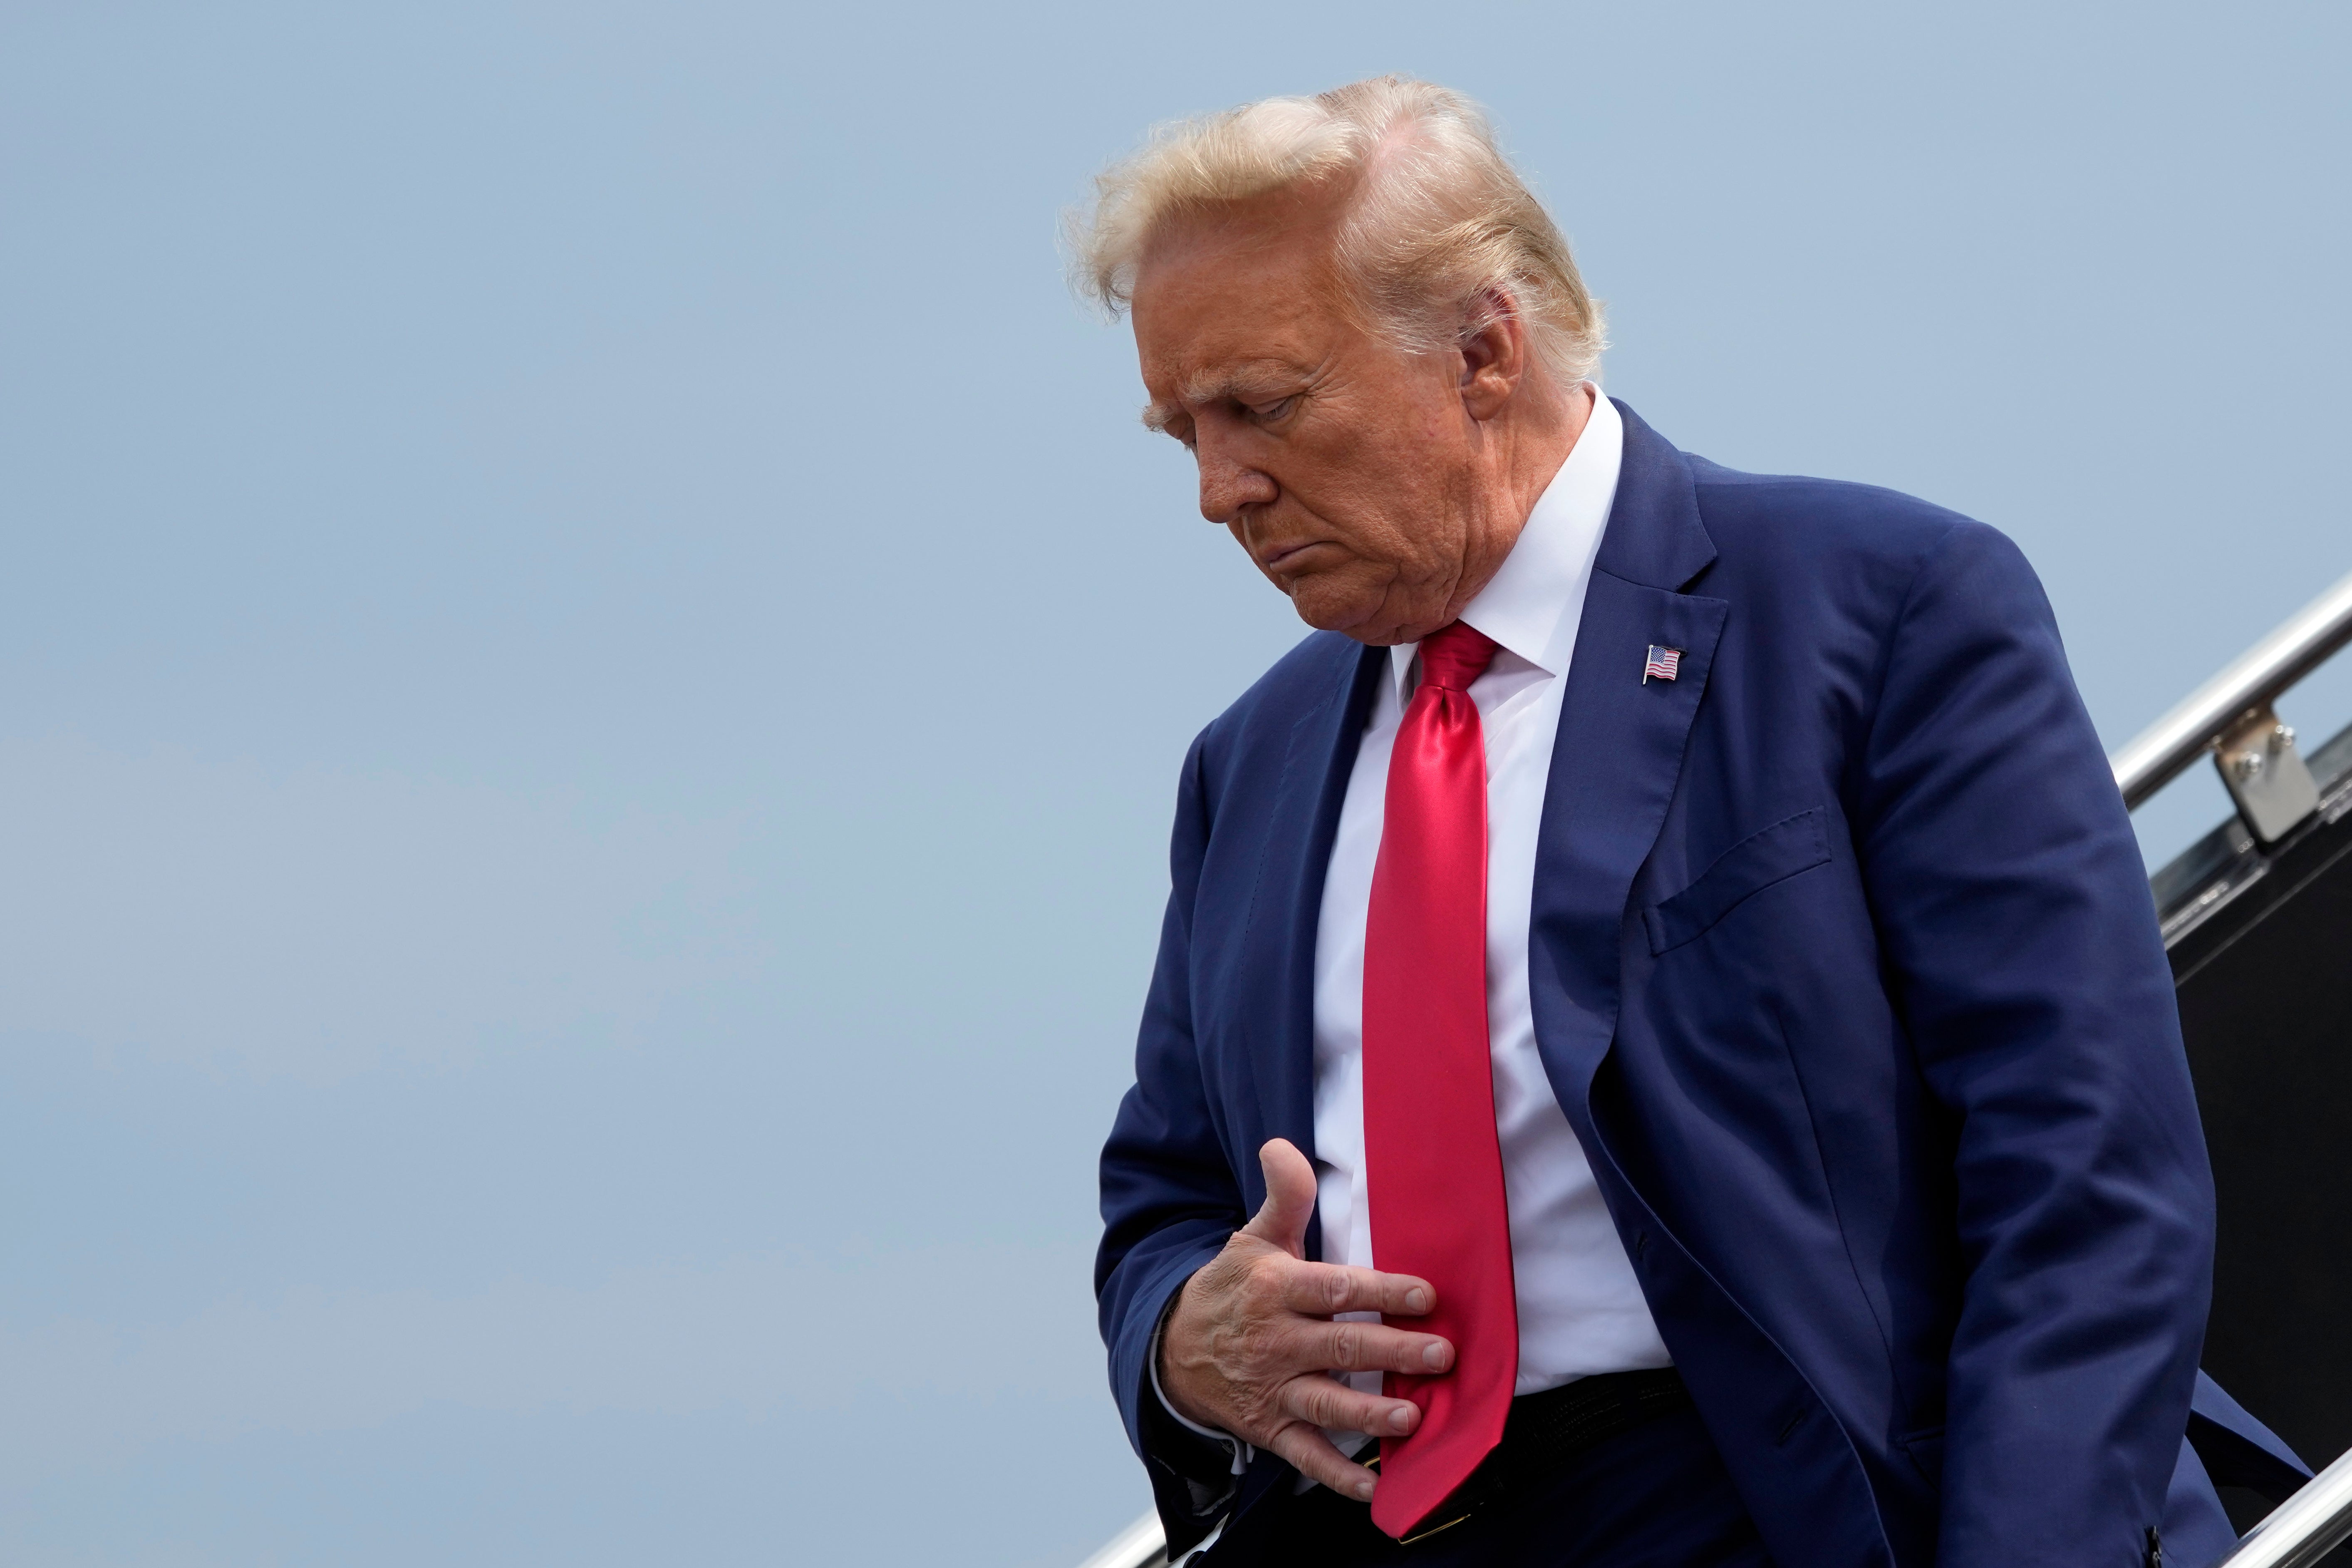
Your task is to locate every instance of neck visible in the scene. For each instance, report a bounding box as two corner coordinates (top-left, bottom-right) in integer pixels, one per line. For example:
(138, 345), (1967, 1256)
(1440, 377), (1595, 623)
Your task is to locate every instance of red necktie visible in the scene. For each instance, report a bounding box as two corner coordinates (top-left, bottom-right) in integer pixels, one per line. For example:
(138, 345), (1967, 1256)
(1363, 619), (1517, 1539)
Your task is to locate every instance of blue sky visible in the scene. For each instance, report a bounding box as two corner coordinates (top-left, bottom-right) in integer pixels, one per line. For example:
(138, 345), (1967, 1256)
(2, 3), (2347, 1564)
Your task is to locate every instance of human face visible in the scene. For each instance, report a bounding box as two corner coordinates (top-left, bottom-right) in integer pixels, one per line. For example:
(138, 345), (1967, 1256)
(1130, 191), (1509, 647)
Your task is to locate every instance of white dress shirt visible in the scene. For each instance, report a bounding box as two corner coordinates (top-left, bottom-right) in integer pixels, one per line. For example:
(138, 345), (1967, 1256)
(1151, 389), (1670, 1493)
(1310, 389), (1670, 1448)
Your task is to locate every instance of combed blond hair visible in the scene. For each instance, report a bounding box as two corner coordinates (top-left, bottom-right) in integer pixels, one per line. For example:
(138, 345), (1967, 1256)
(1067, 76), (1603, 384)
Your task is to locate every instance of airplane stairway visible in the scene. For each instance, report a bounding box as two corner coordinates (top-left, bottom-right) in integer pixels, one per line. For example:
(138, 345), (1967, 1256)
(2126, 572), (2352, 1546)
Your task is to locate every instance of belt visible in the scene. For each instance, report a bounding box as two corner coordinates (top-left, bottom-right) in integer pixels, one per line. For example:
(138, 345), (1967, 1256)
(1367, 1367), (1690, 1546)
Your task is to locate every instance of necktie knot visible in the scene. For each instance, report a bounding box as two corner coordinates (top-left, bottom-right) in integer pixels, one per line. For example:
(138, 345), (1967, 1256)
(1418, 621), (1501, 694)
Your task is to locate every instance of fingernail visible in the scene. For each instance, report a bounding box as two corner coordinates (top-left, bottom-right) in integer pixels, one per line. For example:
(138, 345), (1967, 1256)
(1355, 1477), (1376, 1501)
(1388, 1405), (1414, 1433)
(1404, 1288), (1428, 1313)
(1423, 1342), (1447, 1369)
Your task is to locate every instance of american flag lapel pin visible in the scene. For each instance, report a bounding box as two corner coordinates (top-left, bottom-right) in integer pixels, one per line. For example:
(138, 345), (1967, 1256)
(1643, 645), (1682, 684)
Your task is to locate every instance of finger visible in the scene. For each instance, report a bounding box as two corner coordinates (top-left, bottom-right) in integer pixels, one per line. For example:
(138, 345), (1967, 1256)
(1291, 1317), (1454, 1376)
(1264, 1421), (1380, 1504)
(1278, 1261), (1436, 1319)
(1276, 1372), (1422, 1439)
(1239, 1138), (1318, 1258)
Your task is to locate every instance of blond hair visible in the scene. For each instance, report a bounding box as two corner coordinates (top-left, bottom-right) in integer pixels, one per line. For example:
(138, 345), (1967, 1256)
(1067, 76), (1603, 384)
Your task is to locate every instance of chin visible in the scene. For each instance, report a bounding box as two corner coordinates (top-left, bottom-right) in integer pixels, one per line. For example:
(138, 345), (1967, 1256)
(1286, 584), (1393, 643)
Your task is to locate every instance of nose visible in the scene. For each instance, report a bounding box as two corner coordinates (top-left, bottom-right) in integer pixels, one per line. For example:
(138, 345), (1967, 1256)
(1195, 425), (1277, 525)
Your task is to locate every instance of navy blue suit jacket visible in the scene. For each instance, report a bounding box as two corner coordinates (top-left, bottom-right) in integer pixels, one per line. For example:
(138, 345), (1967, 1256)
(1098, 403), (2295, 1568)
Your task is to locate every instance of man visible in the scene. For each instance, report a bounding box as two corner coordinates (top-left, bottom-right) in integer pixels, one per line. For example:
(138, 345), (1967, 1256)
(1081, 77), (2302, 1568)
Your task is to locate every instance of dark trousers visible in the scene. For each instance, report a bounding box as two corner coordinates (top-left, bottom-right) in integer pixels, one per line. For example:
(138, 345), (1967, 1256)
(1198, 1403), (1771, 1568)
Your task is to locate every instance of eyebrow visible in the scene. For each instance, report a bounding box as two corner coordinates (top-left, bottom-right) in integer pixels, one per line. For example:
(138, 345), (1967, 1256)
(1140, 360), (1310, 433)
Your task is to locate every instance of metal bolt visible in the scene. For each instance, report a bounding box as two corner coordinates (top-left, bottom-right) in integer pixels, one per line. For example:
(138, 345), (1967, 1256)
(2232, 751), (2267, 782)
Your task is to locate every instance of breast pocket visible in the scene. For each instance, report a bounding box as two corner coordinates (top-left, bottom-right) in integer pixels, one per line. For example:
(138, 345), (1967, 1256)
(1643, 807), (1833, 956)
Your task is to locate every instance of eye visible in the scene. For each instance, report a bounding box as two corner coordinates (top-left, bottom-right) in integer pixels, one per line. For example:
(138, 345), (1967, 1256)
(1246, 395), (1299, 423)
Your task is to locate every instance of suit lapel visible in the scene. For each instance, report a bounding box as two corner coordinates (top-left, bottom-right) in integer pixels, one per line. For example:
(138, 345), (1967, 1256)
(1529, 401), (1727, 1110)
(1237, 638), (1385, 1248)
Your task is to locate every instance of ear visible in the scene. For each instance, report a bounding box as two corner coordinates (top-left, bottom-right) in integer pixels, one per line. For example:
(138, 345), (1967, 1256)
(1457, 287), (1529, 421)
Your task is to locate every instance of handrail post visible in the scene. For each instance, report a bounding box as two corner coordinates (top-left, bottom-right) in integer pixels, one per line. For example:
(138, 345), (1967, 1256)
(2112, 568), (2352, 814)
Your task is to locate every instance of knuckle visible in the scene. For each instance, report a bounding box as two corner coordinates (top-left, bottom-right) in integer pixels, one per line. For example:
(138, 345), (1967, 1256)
(1328, 1323), (1359, 1369)
(1314, 1387), (1349, 1430)
(1240, 1264), (1283, 1311)
(1267, 1422), (1311, 1465)
(1270, 1424), (1332, 1480)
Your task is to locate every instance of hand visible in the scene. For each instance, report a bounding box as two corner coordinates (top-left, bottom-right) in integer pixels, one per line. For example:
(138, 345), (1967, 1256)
(1158, 1138), (1454, 1501)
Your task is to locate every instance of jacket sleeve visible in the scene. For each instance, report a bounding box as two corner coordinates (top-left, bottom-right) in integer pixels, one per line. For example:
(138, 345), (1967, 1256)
(1852, 521), (2213, 1568)
(1095, 729), (1254, 1553)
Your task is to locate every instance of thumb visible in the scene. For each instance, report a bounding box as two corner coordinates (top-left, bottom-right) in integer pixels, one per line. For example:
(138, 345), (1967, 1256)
(1240, 1138), (1317, 1259)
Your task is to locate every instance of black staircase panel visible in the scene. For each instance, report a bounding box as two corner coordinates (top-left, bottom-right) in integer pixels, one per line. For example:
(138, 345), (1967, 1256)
(2164, 722), (2352, 1479)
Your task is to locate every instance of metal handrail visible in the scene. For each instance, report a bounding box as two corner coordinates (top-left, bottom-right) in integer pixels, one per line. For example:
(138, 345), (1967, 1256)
(1084, 1446), (2352, 1568)
(2216, 1444), (2352, 1568)
(2111, 568), (2352, 810)
(1076, 1511), (1163, 1568)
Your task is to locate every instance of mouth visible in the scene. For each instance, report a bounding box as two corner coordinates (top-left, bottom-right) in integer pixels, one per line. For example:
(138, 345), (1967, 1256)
(1260, 540), (1328, 573)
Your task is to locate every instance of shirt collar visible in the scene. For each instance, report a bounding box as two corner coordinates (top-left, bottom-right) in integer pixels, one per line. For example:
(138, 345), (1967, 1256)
(1386, 386), (1625, 701)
